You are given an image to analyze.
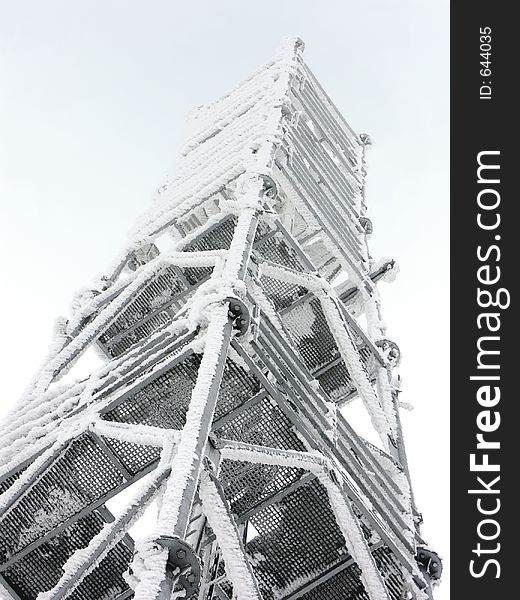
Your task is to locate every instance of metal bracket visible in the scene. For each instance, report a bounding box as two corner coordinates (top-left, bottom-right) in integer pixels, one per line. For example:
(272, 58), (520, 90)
(359, 132), (372, 146)
(155, 536), (202, 596)
(224, 297), (250, 337)
(375, 339), (401, 366)
(260, 174), (278, 199)
(126, 243), (160, 272)
(359, 217), (373, 234)
(415, 546), (442, 581)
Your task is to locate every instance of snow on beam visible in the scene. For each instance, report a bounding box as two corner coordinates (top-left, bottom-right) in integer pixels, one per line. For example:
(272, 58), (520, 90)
(215, 439), (330, 472)
(0, 380), (85, 442)
(314, 469), (392, 600)
(214, 440), (393, 600)
(248, 322), (404, 504)
(130, 308), (233, 600)
(283, 542), (385, 600)
(90, 421), (180, 450)
(199, 470), (263, 600)
(154, 306), (233, 538)
(0, 320), (191, 451)
(0, 329), (193, 478)
(238, 337), (417, 562)
(318, 294), (394, 450)
(25, 250), (226, 399)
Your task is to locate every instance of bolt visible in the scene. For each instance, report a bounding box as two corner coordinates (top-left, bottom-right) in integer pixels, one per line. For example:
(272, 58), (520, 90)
(176, 549), (186, 559)
(186, 573), (196, 583)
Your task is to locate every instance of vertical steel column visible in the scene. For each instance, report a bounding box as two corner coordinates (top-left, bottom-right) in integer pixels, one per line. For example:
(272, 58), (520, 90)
(131, 308), (233, 600)
(133, 183), (262, 600)
(199, 471), (262, 600)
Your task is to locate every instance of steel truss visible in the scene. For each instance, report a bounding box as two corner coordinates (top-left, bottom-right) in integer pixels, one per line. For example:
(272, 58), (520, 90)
(0, 38), (441, 600)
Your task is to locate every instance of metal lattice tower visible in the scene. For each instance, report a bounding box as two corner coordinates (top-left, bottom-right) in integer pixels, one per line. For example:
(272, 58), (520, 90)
(0, 39), (441, 600)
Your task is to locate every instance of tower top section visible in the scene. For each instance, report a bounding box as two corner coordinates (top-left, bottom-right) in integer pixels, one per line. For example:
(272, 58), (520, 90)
(97, 37), (370, 292)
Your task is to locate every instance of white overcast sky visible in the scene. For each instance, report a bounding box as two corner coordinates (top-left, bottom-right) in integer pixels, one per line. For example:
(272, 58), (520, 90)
(0, 1), (449, 597)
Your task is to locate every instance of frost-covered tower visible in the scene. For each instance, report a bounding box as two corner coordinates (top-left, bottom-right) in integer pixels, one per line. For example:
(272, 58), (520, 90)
(0, 39), (441, 600)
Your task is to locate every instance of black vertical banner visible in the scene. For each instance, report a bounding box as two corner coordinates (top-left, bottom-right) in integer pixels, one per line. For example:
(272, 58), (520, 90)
(451, 3), (516, 599)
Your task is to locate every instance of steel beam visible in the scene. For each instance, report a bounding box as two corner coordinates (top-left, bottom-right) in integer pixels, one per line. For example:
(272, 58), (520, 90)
(210, 440), (393, 600)
(211, 390), (268, 432)
(199, 471), (262, 600)
(282, 542), (384, 600)
(89, 431), (132, 481)
(253, 334), (413, 540)
(236, 338), (418, 574)
(257, 318), (404, 497)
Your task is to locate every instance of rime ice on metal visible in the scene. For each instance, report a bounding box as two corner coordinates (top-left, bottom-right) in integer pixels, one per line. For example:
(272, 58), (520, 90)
(0, 38), (441, 600)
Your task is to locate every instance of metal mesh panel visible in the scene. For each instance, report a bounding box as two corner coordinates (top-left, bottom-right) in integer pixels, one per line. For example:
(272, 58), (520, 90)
(184, 217), (237, 253)
(181, 217), (236, 285)
(182, 266), (213, 286)
(373, 546), (408, 600)
(281, 297), (336, 371)
(297, 546), (407, 600)
(69, 542), (133, 600)
(213, 359), (261, 422)
(213, 395), (305, 452)
(2, 511), (105, 600)
(102, 354), (201, 430)
(246, 478), (347, 597)
(279, 296), (375, 404)
(0, 436), (123, 562)
(317, 360), (356, 402)
(220, 460), (305, 516)
(255, 234), (306, 272)
(108, 312), (171, 357)
(315, 344), (374, 404)
(0, 468), (25, 496)
(299, 561), (368, 600)
(260, 276), (308, 311)
(103, 438), (161, 476)
(99, 267), (185, 357)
